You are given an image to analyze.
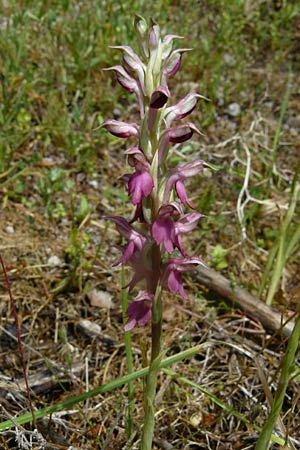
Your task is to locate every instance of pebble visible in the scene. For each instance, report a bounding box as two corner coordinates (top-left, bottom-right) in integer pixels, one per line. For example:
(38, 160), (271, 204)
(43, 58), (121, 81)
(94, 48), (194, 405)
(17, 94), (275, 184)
(88, 179), (99, 189)
(47, 255), (61, 267)
(87, 289), (113, 309)
(226, 102), (241, 117)
(5, 225), (15, 234)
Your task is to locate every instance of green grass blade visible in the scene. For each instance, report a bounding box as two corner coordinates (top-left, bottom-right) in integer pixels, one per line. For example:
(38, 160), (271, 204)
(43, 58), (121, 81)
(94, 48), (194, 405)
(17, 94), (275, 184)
(0, 345), (206, 431)
(254, 314), (300, 449)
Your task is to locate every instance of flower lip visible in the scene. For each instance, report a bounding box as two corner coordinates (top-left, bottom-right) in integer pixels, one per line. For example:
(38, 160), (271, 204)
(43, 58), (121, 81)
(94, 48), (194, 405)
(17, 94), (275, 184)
(167, 122), (202, 144)
(150, 86), (170, 109)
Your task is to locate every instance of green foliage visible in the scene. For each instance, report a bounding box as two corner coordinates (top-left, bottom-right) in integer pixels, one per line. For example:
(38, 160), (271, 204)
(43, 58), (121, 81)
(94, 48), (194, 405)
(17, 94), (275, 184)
(211, 244), (228, 270)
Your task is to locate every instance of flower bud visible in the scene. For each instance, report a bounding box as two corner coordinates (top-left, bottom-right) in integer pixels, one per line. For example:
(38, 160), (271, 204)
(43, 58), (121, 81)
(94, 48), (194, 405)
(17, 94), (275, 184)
(134, 15), (149, 59)
(148, 20), (160, 50)
(162, 34), (184, 59)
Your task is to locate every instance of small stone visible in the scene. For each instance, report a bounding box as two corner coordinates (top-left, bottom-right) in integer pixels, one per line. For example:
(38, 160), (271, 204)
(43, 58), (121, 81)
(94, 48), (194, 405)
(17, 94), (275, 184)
(78, 319), (102, 337)
(47, 255), (61, 267)
(223, 53), (236, 66)
(5, 226), (15, 234)
(88, 179), (98, 189)
(87, 289), (113, 309)
(226, 102), (241, 117)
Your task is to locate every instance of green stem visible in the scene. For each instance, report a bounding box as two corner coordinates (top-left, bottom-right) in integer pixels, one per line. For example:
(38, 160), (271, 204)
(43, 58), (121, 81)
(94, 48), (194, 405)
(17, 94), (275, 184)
(121, 266), (134, 439)
(140, 240), (163, 449)
(140, 286), (163, 450)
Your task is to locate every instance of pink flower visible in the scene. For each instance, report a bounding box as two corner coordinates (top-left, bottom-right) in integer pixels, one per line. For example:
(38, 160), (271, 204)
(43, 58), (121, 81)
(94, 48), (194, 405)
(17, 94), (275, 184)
(163, 160), (208, 208)
(162, 48), (192, 81)
(110, 45), (146, 95)
(151, 202), (183, 254)
(124, 291), (154, 331)
(107, 216), (147, 266)
(163, 256), (207, 299)
(123, 169), (154, 205)
(152, 203), (202, 256)
(123, 148), (154, 205)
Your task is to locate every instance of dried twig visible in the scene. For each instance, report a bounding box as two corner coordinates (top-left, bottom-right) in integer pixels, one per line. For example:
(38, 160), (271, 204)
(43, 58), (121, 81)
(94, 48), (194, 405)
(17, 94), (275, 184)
(196, 266), (295, 337)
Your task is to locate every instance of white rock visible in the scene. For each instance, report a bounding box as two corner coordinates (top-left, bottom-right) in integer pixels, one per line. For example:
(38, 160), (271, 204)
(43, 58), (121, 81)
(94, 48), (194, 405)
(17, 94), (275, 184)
(47, 255), (61, 267)
(226, 102), (241, 117)
(5, 226), (15, 234)
(88, 179), (98, 189)
(87, 289), (113, 309)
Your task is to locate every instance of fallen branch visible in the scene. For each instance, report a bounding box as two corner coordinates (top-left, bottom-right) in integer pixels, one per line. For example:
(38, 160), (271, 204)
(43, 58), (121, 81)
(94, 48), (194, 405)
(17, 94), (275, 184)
(196, 266), (295, 337)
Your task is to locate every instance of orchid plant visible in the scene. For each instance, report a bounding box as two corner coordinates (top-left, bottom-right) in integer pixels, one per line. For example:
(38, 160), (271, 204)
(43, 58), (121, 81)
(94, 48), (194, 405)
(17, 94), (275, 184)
(100, 16), (210, 449)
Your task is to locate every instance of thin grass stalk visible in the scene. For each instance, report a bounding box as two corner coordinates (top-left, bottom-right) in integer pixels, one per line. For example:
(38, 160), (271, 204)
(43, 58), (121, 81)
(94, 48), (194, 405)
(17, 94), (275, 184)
(271, 68), (292, 179)
(266, 183), (300, 305)
(121, 266), (134, 439)
(0, 344), (206, 431)
(258, 239), (279, 299)
(254, 313), (300, 450)
(0, 342), (293, 447)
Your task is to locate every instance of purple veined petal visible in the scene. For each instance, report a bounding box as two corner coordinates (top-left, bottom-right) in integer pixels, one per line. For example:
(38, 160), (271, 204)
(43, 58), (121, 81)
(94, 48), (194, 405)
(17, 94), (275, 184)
(162, 256), (207, 299)
(163, 160), (207, 206)
(168, 122), (202, 143)
(150, 85), (170, 109)
(164, 93), (209, 127)
(152, 216), (176, 253)
(166, 256), (207, 273)
(103, 65), (138, 93)
(97, 120), (139, 138)
(163, 48), (192, 78)
(110, 45), (145, 72)
(162, 34), (184, 59)
(151, 202), (183, 254)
